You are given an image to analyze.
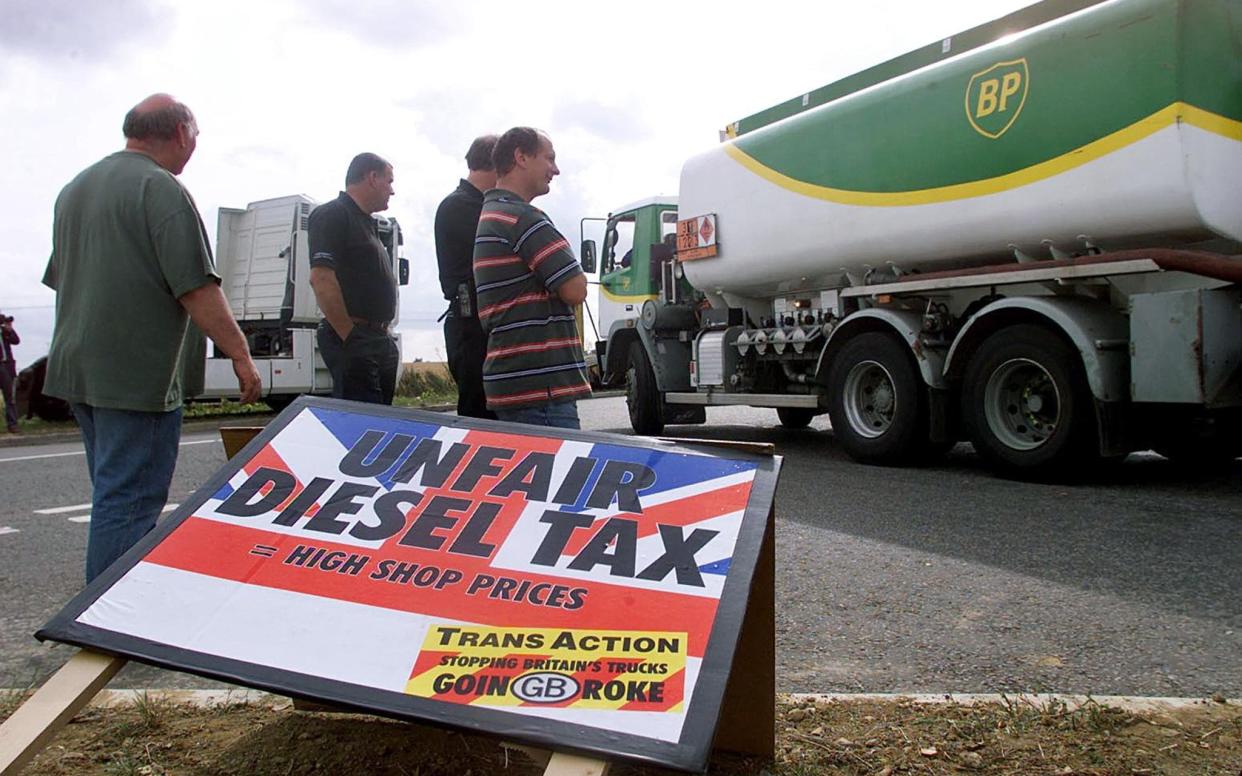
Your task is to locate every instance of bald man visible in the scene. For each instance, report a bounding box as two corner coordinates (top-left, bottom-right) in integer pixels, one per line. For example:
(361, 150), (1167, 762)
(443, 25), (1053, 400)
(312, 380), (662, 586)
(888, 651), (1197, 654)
(44, 93), (261, 583)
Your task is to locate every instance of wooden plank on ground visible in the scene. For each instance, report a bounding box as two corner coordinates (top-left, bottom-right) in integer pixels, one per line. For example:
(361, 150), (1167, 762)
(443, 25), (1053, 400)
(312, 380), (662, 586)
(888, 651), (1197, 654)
(0, 650), (125, 775)
(660, 437), (776, 457)
(712, 504), (777, 758)
(543, 751), (611, 776)
(219, 426), (265, 460)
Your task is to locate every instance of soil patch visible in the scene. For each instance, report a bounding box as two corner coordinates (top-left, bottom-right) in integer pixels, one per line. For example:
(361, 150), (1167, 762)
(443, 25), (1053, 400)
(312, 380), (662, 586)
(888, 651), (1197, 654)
(3, 693), (1239, 775)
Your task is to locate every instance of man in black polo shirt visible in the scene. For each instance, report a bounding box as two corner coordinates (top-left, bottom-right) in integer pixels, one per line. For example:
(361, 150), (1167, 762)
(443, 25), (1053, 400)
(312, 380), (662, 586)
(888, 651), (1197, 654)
(435, 135), (498, 419)
(309, 152), (400, 404)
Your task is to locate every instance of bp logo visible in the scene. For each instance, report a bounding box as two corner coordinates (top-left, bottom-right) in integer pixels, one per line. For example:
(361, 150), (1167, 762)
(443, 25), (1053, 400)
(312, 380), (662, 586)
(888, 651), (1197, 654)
(965, 58), (1029, 139)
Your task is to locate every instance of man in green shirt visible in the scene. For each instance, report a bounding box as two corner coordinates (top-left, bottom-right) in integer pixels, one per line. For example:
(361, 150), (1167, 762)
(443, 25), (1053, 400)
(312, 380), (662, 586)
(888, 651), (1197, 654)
(43, 93), (261, 583)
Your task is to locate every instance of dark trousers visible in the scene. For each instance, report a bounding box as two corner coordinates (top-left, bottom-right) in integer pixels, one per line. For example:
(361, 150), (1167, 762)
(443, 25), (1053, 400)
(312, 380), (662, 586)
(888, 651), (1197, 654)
(317, 321), (399, 405)
(1, 362), (16, 430)
(444, 313), (495, 419)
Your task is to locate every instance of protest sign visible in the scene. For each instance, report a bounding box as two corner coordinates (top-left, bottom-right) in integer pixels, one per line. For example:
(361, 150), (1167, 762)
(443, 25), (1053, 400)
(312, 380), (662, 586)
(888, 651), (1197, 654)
(37, 398), (780, 771)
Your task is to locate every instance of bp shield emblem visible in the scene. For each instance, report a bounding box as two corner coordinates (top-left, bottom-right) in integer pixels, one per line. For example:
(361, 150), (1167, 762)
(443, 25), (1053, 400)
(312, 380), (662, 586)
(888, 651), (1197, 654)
(965, 58), (1029, 139)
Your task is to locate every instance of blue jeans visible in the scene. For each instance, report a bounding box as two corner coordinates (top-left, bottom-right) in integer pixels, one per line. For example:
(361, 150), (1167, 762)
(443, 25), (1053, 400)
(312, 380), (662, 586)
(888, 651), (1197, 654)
(72, 404), (182, 583)
(495, 400), (580, 430)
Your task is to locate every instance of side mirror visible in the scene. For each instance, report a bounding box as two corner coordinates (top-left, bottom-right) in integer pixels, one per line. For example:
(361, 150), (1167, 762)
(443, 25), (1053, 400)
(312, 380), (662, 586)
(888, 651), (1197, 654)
(398, 257), (410, 286)
(580, 239), (597, 273)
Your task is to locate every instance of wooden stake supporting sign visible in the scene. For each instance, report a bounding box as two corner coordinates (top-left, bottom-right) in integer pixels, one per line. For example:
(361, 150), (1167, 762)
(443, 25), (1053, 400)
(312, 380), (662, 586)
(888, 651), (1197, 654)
(0, 650), (125, 775)
(544, 750), (612, 775)
(15, 399), (781, 773)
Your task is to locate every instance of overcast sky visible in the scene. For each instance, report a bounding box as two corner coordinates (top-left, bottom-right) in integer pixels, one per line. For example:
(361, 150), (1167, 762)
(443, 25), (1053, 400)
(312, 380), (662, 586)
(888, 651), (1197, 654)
(0, 0), (1032, 365)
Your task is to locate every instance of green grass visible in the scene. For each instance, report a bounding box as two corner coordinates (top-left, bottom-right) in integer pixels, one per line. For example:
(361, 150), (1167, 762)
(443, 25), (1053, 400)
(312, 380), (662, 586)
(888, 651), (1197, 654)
(185, 400), (274, 418)
(1, 367), (457, 437)
(132, 690), (169, 730)
(3, 400), (288, 436)
(394, 365), (457, 407)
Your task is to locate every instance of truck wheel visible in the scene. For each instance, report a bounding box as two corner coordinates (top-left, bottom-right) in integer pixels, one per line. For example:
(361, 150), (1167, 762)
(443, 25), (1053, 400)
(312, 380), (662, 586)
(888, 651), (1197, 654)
(961, 324), (1096, 476)
(827, 332), (927, 465)
(626, 341), (665, 435)
(776, 407), (815, 429)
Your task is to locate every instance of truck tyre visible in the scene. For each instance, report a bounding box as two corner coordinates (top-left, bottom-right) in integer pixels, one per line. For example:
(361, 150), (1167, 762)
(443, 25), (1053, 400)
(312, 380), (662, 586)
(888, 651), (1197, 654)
(777, 407), (815, 429)
(827, 332), (928, 465)
(626, 341), (665, 435)
(961, 324), (1096, 476)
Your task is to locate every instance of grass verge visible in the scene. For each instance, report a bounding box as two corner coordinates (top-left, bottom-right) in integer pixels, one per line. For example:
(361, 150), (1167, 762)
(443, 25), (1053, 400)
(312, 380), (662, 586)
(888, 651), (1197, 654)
(2, 695), (1237, 775)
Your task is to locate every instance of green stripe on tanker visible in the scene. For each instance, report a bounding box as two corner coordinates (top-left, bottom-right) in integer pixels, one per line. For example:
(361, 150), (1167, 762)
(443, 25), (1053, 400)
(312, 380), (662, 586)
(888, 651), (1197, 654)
(730, 0), (1105, 136)
(729, 0), (1242, 196)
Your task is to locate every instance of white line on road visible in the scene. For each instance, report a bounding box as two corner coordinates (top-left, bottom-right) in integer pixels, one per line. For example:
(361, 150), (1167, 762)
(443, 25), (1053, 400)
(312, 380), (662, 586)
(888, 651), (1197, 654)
(0, 438), (217, 464)
(34, 503), (93, 514)
(0, 527), (18, 536)
(67, 503), (181, 524)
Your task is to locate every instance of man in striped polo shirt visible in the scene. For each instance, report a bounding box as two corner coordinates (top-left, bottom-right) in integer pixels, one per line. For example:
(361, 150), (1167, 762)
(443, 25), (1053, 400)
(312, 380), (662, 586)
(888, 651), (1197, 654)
(473, 127), (590, 428)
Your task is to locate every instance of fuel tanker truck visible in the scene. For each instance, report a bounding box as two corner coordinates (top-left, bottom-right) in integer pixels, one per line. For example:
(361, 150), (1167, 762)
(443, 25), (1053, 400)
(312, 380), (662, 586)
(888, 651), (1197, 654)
(581, 0), (1242, 476)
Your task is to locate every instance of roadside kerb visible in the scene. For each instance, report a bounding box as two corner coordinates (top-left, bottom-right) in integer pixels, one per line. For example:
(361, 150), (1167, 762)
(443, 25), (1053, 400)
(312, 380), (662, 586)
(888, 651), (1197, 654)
(0, 404), (457, 450)
(0, 416), (275, 450)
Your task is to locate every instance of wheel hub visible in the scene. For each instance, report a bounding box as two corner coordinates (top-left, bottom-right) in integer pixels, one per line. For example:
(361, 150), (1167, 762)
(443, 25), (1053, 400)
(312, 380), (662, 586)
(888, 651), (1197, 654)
(842, 360), (896, 439)
(984, 358), (1061, 450)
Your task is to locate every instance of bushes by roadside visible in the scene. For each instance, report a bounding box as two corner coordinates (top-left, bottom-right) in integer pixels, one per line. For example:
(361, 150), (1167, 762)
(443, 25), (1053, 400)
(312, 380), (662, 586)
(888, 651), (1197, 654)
(395, 362), (457, 406)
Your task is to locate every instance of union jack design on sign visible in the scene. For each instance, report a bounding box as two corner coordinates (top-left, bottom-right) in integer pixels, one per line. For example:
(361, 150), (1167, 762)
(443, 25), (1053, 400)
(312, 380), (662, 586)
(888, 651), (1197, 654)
(38, 398), (780, 771)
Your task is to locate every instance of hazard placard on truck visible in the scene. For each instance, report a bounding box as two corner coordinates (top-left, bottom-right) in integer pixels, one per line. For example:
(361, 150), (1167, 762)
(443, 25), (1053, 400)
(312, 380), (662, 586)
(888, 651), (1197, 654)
(676, 214), (718, 261)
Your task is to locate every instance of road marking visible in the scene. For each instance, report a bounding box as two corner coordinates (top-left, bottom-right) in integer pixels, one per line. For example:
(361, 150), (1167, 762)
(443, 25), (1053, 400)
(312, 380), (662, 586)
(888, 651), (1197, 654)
(0, 527), (18, 536)
(68, 503), (181, 524)
(34, 503), (93, 515)
(0, 438), (217, 464)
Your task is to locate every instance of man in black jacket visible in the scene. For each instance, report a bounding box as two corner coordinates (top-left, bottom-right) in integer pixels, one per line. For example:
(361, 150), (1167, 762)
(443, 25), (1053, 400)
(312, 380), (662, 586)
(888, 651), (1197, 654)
(435, 135), (498, 419)
(309, 153), (400, 404)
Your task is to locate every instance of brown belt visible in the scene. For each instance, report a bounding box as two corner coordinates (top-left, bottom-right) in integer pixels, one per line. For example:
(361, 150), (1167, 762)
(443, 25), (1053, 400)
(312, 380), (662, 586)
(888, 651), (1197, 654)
(350, 316), (390, 333)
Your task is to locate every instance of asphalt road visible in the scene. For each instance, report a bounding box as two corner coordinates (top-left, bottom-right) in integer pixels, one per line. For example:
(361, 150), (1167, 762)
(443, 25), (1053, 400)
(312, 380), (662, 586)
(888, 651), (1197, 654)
(1, 397), (1238, 696)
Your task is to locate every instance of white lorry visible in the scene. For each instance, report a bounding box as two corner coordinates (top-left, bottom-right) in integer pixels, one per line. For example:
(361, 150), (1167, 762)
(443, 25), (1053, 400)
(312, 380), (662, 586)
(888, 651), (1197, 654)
(189, 195), (408, 409)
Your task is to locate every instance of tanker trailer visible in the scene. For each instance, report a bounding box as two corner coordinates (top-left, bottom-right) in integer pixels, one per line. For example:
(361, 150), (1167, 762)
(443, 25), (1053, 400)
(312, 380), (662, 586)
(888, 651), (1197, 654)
(583, 0), (1242, 477)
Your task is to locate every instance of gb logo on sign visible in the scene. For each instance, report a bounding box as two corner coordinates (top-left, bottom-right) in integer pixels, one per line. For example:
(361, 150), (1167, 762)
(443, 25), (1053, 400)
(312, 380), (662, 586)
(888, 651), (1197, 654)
(965, 58), (1029, 139)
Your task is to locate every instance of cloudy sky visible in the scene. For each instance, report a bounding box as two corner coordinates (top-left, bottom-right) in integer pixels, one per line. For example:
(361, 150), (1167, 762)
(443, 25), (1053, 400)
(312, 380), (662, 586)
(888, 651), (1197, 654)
(1, 0), (1030, 365)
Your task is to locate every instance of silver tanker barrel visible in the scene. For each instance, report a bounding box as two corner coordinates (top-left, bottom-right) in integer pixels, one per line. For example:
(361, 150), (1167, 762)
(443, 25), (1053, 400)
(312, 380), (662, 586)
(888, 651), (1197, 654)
(678, 0), (1242, 303)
